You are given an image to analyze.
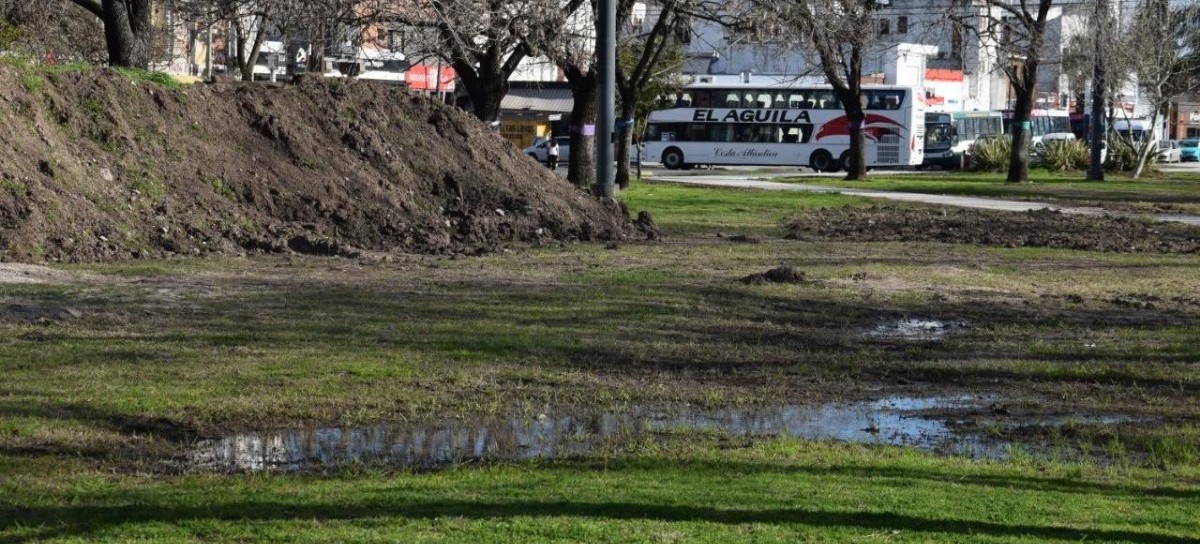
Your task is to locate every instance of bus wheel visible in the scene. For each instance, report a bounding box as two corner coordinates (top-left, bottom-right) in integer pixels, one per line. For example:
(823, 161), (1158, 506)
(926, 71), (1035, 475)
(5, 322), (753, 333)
(809, 150), (834, 173)
(838, 150), (854, 173)
(662, 148), (685, 170)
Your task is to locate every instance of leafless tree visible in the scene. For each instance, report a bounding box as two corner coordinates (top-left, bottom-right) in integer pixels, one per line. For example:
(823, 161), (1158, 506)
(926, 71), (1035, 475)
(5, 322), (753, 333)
(170, 0), (274, 81)
(953, 0), (1058, 183)
(614, 0), (690, 188)
(1111, 0), (1199, 178)
(392, 0), (585, 123)
(743, 0), (889, 180)
(276, 0), (390, 74)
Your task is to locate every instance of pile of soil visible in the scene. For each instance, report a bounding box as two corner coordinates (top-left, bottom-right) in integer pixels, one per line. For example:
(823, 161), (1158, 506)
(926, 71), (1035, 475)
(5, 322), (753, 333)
(0, 67), (641, 263)
(785, 206), (1200, 253)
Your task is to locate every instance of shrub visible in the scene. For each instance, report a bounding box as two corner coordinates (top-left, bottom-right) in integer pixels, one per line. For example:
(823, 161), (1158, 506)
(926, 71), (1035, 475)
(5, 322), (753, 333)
(1038, 139), (1089, 171)
(967, 136), (1011, 172)
(1106, 138), (1158, 172)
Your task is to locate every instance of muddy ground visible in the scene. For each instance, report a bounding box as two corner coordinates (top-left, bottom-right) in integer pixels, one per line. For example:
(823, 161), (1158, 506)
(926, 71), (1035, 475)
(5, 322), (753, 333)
(785, 205), (1200, 253)
(0, 67), (642, 263)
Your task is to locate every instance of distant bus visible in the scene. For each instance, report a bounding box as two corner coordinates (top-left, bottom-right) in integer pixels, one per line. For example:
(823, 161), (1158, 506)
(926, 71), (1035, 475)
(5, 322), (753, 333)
(922, 111), (1004, 169)
(1000, 109), (1070, 144)
(642, 77), (925, 171)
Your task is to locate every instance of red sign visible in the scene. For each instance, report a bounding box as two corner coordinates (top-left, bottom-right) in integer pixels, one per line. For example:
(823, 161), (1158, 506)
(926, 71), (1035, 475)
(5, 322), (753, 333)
(407, 65), (456, 91)
(925, 68), (964, 82)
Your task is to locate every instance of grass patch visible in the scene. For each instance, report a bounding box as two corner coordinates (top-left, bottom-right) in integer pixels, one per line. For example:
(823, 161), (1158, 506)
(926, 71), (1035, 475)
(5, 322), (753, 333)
(110, 66), (182, 89)
(622, 179), (866, 235)
(1, 440), (1197, 542)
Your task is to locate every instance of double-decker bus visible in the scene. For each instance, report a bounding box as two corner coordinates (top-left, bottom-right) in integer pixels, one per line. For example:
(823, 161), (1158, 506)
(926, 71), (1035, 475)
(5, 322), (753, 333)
(921, 111), (1004, 169)
(642, 76), (925, 171)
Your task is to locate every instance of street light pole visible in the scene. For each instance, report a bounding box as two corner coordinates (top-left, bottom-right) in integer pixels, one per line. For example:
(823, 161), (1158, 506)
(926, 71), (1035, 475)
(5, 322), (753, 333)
(594, 0), (617, 198)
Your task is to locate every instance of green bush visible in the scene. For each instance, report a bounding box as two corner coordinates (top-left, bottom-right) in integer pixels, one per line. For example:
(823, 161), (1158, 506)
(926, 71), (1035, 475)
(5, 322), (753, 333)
(966, 137), (1011, 172)
(1105, 138), (1158, 172)
(1039, 139), (1090, 171)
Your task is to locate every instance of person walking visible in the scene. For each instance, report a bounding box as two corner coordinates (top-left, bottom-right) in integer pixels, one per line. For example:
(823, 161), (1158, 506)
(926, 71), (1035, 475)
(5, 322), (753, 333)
(547, 138), (560, 171)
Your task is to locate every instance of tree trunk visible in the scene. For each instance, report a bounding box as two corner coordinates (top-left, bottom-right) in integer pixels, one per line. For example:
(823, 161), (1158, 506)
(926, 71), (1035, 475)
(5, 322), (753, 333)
(567, 72), (598, 188)
(452, 60), (510, 123)
(1088, 0), (1110, 181)
(102, 0), (153, 69)
(1006, 85), (1033, 183)
(615, 97), (637, 189)
(468, 80), (506, 123)
(306, 21), (327, 74)
(841, 94), (868, 180)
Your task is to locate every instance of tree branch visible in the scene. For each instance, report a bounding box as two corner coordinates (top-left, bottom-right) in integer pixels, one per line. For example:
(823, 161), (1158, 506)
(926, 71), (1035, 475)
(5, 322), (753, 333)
(69, 0), (103, 19)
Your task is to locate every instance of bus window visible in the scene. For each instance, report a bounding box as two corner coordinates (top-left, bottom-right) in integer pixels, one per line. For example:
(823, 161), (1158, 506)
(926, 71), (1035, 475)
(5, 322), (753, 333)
(724, 92), (741, 108)
(742, 92), (756, 108)
(710, 124), (735, 142)
(774, 93), (787, 109)
(757, 93), (773, 109)
(693, 91), (711, 108)
(676, 93), (692, 107)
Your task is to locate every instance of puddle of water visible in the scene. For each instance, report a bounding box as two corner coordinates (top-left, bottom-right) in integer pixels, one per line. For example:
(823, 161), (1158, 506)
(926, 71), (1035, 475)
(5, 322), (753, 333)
(185, 396), (1008, 473)
(868, 318), (964, 341)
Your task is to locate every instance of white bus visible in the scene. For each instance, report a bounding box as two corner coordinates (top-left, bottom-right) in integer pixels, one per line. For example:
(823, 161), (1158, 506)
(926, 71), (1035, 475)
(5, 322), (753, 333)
(642, 77), (925, 171)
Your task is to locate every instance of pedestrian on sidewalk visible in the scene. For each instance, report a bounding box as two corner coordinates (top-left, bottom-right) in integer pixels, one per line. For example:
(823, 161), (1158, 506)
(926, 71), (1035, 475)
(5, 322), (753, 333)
(547, 138), (560, 171)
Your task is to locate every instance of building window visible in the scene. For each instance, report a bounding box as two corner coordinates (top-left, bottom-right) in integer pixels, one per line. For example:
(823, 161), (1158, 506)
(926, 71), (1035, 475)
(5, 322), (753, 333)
(880, 18), (890, 35)
(898, 16), (908, 34)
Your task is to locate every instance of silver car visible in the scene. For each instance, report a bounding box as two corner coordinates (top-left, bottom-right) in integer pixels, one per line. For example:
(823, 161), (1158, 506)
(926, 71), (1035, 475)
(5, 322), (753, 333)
(1158, 140), (1181, 163)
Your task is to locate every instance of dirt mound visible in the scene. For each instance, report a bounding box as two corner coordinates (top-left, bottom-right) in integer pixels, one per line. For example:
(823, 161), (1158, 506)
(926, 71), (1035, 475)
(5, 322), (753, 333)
(742, 265), (806, 284)
(785, 206), (1200, 253)
(0, 67), (637, 263)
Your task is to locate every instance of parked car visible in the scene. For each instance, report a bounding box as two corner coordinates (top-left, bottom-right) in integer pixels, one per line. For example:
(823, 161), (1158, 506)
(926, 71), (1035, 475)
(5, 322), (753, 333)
(1179, 139), (1199, 162)
(523, 136), (642, 164)
(1032, 132), (1078, 155)
(1158, 140), (1181, 163)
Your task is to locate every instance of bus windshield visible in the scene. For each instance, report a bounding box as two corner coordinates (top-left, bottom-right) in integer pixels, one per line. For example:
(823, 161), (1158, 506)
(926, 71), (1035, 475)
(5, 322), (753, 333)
(925, 115), (954, 152)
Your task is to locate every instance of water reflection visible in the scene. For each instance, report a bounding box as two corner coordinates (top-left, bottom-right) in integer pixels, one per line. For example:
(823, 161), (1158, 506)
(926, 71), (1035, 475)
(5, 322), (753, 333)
(188, 396), (1003, 473)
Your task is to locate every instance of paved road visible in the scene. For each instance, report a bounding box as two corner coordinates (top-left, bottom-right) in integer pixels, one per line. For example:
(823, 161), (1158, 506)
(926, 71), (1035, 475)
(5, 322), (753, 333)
(646, 172), (1200, 227)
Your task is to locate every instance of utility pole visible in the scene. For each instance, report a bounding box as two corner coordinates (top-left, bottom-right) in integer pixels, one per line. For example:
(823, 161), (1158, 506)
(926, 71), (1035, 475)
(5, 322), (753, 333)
(594, 0), (617, 198)
(1088, 0), (1110, 181)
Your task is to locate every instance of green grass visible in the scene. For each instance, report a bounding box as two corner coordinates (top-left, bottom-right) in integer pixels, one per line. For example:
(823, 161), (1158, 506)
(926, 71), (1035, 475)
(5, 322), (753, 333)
(2, 440), (1197, 542)
(110, 66), (183, 89)
(623, 179), (866, 235)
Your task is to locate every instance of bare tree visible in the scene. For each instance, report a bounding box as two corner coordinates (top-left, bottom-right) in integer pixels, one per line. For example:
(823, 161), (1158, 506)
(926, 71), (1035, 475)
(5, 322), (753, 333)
(954, 0), (1057, 183)
(744, 0), (888, 180)
(277, 0), (389, 74)
(614, 0), (689, 188)
(66, 0), (153, 68)
(1112, 0), (1200, 178)
(393, 0), (585, 123)
(171, 0), (273, 81)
